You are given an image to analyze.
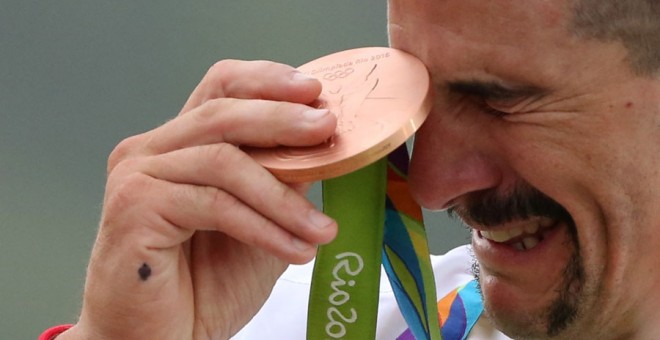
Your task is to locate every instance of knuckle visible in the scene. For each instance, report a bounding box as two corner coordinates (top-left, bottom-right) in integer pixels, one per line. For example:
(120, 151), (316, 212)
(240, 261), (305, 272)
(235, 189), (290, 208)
(106, 153), (144, 189)
(192, 60), (242, 105)
(266, 181), (299, 208)
(205, 59), (242, 91)
(203, 143), (247, 171)
(208, 59), (242, 75)
(107, 134), (144, 173)
(271, 103), (335, 145)
(103, 173), (153, 226)
(202, 186), (271, 245)
(206, 59), (293, 99)
(206, 187), (241, 217)
(192, 97), (237, 124)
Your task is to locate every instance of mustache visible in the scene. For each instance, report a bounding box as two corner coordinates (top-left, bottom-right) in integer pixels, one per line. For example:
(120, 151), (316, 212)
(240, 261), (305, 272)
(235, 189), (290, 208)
(448, 183), (574, 228)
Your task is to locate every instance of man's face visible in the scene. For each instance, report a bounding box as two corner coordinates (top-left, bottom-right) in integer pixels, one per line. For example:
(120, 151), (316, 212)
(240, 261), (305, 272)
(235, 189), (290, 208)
(388, 0), (660, 338)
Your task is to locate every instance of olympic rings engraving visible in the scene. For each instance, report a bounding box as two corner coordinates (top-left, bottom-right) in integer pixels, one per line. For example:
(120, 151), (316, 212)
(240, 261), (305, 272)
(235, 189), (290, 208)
(323, 68), (354, 81)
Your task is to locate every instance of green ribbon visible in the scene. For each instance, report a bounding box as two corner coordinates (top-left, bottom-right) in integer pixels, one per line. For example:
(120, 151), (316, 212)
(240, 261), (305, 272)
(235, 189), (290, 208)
(307, 158), (387, 339)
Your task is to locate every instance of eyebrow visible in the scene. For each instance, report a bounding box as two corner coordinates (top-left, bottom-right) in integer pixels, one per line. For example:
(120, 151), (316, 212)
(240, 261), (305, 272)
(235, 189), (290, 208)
(447, 80), (546, 101)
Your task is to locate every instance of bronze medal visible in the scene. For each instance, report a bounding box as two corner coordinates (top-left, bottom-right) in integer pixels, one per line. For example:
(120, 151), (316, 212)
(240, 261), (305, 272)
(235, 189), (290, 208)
(247, 47), (432, 182)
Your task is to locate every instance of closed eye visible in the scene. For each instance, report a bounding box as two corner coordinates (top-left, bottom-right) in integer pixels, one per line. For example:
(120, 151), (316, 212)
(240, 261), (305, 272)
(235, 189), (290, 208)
(470, 96), (509, 118)
(446, 79), (546, 118)
(481, 102), (508, 117)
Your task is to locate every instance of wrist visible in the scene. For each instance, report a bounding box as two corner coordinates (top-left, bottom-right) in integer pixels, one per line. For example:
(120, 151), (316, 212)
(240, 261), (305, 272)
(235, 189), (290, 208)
(39, 324), (74, 340)
(48, 324), (90, 340)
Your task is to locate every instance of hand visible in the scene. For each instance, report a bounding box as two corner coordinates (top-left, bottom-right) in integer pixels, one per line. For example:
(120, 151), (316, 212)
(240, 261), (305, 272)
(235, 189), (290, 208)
(61, 60), (338, 339)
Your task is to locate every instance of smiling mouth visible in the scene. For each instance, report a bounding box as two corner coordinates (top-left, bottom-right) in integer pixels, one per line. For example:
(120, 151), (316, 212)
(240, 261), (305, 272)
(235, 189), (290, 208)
(449, 183), (584, 337)
(477, 217), (559, 251)
(447, 181), (574, 254)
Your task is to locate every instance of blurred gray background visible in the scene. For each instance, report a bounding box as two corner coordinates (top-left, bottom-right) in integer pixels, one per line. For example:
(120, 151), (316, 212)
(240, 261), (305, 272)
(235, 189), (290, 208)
(0, 1), (469, 338)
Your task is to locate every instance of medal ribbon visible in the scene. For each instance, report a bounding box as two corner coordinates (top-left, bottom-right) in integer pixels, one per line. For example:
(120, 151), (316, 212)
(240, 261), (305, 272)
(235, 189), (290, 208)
(307, 157), (387, 339)
(382, 146), (442, 340)
(397, 280), (483, 340)
(307, 145), (444, 339)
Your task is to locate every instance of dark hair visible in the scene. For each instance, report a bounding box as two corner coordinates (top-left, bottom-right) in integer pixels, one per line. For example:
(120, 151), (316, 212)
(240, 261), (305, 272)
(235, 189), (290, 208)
(570, 0), (660, 76)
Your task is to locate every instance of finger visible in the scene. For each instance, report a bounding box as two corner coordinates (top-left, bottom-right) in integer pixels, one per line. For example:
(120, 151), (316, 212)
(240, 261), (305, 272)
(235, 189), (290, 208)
(107, 99), (336, 172)
(134, 143), (337, 248)
(142, 98), (336, 156)
(289, 182), (313, 196)
(160, 180), (321, 263)
(180, 60), (322, 114)
(104, 170), (320, 263)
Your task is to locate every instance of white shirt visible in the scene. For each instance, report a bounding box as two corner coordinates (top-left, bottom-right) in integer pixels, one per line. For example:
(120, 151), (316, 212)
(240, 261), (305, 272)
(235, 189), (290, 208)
(232, 245), (509, 339)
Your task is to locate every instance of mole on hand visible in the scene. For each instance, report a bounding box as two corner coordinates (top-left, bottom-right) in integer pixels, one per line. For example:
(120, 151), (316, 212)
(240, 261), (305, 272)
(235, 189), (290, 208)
(138, 263), (152, 281)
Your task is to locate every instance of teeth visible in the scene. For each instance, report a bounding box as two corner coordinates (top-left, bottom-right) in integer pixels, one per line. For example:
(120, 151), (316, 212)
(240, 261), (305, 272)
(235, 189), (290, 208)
(539, 217), (555, 228)
(479, 218), (557, 246)
(508, 228), (523, 238)
(524, 223), (540, 234)
(481, 230), (511, 243)
(522, 236), (540, 250)
(511, 237), (541, 251)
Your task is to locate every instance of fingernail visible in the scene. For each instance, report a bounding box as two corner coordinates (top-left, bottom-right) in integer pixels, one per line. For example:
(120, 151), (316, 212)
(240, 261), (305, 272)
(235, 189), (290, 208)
(292, 71), (316, 82)
(303, 109), (330, 121)
(308, 210), (334, 229)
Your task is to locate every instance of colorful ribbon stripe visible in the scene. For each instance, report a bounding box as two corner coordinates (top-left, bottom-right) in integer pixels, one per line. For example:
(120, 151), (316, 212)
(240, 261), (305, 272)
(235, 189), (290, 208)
(397, 280), (483, 340)
(382, 146), (441, 340)
(385, 145), (483, 340)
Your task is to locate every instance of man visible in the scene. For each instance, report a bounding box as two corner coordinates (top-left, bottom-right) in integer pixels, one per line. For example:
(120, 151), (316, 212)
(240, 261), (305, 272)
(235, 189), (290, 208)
(47, 0), (658, 339)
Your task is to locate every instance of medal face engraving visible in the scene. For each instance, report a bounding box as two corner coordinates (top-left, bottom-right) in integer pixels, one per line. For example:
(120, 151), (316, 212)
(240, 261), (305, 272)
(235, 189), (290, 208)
(247, 47), (432, 182)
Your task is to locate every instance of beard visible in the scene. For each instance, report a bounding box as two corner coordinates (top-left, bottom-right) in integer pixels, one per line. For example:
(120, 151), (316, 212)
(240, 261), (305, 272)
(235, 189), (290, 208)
(449, 182), (584, 337)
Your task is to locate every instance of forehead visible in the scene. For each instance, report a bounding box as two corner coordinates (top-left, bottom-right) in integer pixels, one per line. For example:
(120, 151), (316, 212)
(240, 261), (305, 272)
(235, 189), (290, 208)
(387, 0), (577, 82)
(388, 0), (568, 44)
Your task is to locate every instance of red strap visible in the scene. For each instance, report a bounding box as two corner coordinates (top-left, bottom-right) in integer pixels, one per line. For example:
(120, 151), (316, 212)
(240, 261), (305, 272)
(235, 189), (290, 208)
(39, 324), (73, 340)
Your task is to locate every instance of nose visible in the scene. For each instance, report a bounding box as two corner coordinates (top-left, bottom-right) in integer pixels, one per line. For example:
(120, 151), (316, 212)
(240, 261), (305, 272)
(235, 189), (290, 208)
(408, 106), (503, 210)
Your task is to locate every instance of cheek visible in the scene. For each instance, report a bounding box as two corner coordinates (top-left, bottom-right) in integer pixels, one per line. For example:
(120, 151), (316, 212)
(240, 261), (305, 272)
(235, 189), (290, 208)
(495, 121), (610, 204)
